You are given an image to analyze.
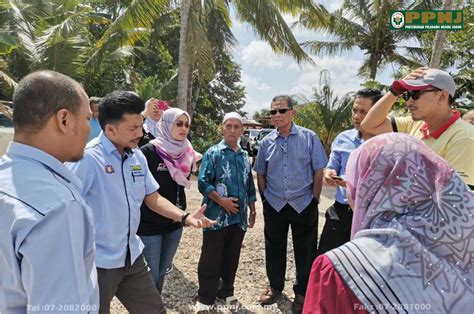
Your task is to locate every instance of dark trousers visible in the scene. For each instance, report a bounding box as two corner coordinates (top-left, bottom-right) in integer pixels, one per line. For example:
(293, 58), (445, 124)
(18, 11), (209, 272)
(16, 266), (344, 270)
(97, 254), (165, 314)
(263, 198), (318, 296)
(198, 225), (246, 305)
(317, 201), (353, 255)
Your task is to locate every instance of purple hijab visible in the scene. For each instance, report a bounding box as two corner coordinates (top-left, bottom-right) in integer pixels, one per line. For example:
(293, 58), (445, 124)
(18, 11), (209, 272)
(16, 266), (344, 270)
(326, 133), (474, 313)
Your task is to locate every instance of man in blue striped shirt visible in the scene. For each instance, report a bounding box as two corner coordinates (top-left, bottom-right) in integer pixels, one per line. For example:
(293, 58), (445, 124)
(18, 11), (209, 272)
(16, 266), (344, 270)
(0, 71), (99, 313)
(254, 95), (327, 312)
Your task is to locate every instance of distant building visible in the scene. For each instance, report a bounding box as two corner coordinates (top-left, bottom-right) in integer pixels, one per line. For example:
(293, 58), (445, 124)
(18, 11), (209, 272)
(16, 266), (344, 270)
(242, 119), (263, 129)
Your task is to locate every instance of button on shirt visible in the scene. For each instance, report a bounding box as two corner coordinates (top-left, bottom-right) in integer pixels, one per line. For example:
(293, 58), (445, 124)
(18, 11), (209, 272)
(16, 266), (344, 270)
(326, 128), (363, 204)
(254, 124), (327, 213)
(0, 142), (99, 313)
(198, 140), (257, 231)
(67, 133), (160, 269)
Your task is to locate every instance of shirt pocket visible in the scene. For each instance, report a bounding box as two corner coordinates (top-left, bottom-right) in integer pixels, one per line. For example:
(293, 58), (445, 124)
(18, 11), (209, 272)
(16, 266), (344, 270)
(131, 171), (146, 202)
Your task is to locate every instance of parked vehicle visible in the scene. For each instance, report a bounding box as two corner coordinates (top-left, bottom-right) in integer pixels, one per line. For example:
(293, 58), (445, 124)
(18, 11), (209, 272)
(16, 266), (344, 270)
(240, 129), (261, 155)
(252, 128), (274, 155)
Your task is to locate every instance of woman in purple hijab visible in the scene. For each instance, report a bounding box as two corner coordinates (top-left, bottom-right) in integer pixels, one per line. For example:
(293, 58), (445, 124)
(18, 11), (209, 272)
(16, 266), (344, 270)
(304, 133), (474, 313)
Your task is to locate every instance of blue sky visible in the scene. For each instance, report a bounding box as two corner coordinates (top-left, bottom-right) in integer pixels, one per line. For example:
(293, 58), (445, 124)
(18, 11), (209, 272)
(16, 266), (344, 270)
(230, 1), (398, 117)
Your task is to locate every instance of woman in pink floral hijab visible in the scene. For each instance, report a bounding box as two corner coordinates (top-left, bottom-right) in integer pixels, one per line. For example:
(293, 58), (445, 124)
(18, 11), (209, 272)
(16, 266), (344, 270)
(304, 133), (474, 313)
(138, 108), (202, 293)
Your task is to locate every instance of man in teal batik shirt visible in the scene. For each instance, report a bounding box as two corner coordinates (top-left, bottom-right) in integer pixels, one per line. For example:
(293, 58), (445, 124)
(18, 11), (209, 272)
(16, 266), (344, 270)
(196, 112), (257, 311)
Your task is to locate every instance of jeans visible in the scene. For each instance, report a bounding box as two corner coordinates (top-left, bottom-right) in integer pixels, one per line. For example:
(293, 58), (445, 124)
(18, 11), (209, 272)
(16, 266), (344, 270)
(140, 227), (183, 292)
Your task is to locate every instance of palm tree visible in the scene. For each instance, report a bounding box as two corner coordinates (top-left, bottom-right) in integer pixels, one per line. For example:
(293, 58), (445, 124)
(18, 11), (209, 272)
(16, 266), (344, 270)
(429, 0), (453, 68)
(294, 70), (353, 154)
(298, 0), (441, 80)
(92, 0), (321, 114)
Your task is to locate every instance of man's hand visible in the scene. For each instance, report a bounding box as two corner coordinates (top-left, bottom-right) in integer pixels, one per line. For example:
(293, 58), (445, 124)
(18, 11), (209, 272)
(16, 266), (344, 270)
(403, 67), (428, 81)
(185, 204), (217, 228)
(324, 168), (338, 186)
(220, 197), (239, 215)
(248, 211), (256, 228)
(248, 202), (256, 228)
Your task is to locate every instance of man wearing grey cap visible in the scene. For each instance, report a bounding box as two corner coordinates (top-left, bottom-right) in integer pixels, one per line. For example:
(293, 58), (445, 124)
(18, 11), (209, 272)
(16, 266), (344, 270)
(195, 112), (257, 311)
(361, 67), (474, 189)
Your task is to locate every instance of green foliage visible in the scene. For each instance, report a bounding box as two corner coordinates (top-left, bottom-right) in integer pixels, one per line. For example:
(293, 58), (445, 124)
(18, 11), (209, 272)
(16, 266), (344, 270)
(294, 77), (353, 155)
(297, 0), (443, 79)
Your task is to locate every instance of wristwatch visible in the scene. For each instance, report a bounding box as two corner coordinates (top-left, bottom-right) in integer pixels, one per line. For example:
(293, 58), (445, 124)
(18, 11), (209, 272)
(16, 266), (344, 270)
(389, 86), (401, 97)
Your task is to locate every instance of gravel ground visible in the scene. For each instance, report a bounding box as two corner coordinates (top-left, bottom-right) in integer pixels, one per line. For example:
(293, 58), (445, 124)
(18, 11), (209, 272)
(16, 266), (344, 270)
(111, 174), (335, 313)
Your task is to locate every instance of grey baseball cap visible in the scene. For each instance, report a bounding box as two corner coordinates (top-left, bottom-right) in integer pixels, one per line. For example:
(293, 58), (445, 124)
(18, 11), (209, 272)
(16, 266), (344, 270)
(393, 68), (456, 97)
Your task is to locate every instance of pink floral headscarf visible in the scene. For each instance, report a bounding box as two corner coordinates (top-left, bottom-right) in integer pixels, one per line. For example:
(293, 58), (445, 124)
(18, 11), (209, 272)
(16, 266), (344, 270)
(150, 108), (202, 188)
(326, 133), (474, 313)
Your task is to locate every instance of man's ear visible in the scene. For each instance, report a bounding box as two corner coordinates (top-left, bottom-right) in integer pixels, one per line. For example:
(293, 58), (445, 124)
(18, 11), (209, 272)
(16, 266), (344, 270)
(438, 90), (450, 105)
(55, 109), (72, 133)
(104, 123), (116, 137)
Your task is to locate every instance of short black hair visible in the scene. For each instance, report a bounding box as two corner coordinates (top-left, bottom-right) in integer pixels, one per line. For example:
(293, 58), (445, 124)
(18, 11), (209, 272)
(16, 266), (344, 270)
(12, 70), (85, 132)
(355, 88), (383, 105)
(98, 91), (144, 130)
(89, 96), (102, 108)
(271, 95), (293, 109)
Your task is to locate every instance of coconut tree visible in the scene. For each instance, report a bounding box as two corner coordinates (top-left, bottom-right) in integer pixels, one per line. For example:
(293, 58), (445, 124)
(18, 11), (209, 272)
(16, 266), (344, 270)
(298, 0), (442, 80)
(92, 0), (321, 114)
(294, 70), (353, 154)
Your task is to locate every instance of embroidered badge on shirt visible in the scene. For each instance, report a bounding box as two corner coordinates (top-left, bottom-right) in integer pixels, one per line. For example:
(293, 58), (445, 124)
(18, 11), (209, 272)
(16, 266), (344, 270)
(105, 165), (115, 174)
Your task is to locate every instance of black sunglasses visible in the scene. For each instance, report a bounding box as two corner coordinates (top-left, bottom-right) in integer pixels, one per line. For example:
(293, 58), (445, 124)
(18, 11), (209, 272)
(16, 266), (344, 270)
(175, 121), (190, 128)
(401, 89), (441, 101)
(270, 108), (291, 115)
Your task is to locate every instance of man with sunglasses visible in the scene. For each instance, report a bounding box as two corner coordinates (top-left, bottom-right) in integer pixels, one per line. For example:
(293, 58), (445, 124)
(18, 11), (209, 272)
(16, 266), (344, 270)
(361, 67), (474, 189)
(254, 95), (327, 313)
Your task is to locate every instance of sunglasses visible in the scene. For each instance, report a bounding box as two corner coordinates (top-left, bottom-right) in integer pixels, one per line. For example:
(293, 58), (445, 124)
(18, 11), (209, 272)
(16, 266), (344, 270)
(174, 121), (190, 128)
(401, 89), (440, 101)
(270, 108), (291, 115)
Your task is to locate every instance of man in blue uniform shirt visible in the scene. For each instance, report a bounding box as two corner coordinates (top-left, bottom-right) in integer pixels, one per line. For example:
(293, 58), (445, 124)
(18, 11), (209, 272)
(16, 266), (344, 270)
(67, 91), (215, 313)
(317, 88), (382, 255)
(254, 95), (327, 313)
(0, 70), (99, 313)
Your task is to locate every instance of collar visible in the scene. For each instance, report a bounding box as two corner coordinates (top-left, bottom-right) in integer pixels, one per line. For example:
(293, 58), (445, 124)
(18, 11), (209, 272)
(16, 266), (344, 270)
(218, 139), (243, 154)
(348, 128), (362, 142)
(268, 123), (299, 140)
(98, 132), (135, 157)
(419, 110), (461, 139)
(7, 142), (82, 189)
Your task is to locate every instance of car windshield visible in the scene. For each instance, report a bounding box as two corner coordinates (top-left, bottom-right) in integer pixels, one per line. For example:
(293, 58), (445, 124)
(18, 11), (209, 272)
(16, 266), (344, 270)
(250, 130), (259, 137)
(259, 130), (272, 139)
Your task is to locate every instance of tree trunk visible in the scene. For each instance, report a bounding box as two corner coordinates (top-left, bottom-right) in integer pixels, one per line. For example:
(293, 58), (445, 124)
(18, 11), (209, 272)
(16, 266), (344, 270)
(429, 0), (453, 68)
(177, 0), (192, 111)
(369, 53), (378, 80)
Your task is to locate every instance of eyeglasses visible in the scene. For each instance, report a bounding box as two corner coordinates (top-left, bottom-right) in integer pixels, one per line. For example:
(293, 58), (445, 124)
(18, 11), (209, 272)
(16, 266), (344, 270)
(270, 108), (291, 115)
(401, 89), (441, 101)
(175, 121), (190, 128)
(164, 120), (190, 128)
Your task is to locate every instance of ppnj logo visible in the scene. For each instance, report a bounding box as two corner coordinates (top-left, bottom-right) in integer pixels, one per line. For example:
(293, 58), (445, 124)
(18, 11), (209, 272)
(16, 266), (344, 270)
(389, 10), (463, 30)
(391, 12), (405, 29)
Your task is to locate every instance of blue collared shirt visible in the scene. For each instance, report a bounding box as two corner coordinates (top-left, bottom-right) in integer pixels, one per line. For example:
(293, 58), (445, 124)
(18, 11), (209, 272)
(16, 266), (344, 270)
(198, 140), (257, 231)
(67, 133), (160, 269)
(0, 142), (99, 313)
(88, 118), (102, 141)
(326, 128), (363, 204)
(254, 124), (327, 213)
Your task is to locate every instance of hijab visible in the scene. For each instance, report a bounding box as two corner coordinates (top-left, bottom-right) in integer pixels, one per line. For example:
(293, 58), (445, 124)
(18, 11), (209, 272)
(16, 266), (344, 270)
(150, 108), (202, 188)
(327, 133), (474, 313)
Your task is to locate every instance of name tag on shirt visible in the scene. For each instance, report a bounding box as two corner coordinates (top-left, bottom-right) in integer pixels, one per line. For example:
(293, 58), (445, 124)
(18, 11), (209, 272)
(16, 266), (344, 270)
(130, 165), (144, 181)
